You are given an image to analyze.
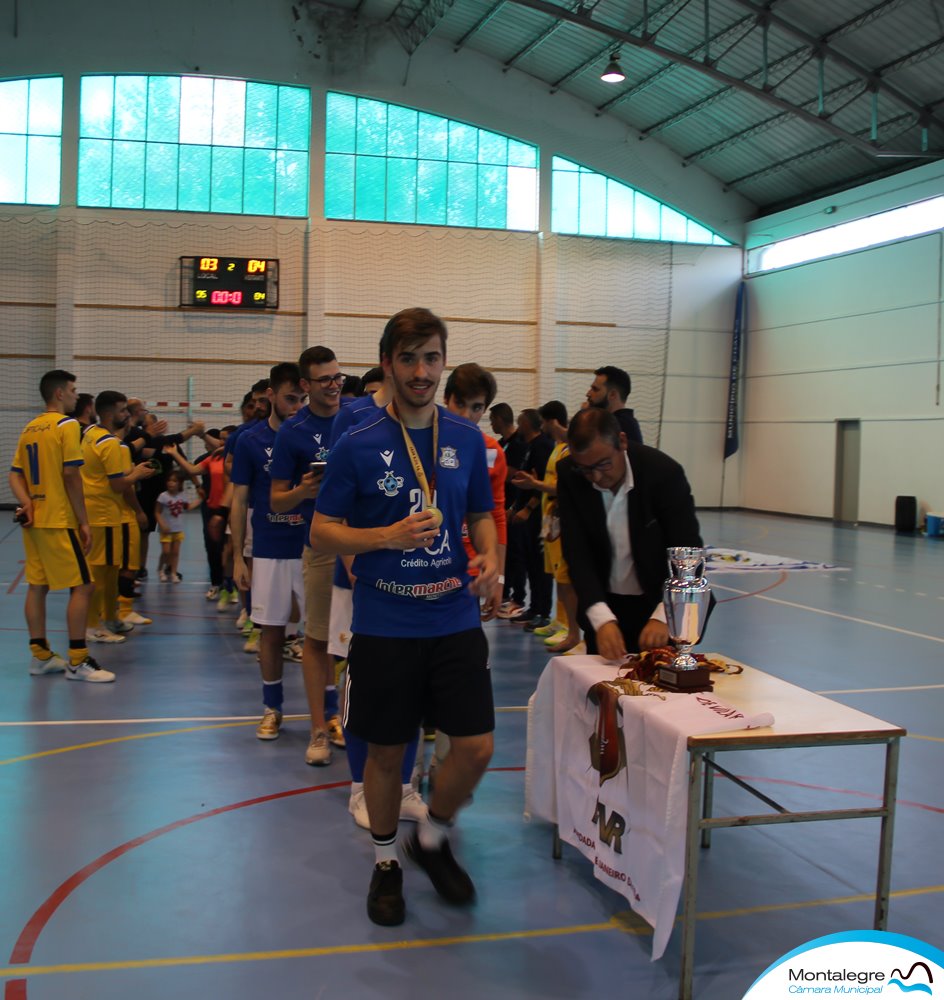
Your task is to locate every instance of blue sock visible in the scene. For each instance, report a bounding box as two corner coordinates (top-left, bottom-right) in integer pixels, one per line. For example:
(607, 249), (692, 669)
(401, 735), (420, 784)
(346, 729), (368, 783)
(262, 680), (283, 711)
(324, 686), (339, 716)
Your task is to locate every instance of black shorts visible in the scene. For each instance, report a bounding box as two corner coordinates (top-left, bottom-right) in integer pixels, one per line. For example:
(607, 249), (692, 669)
(344, 628), (494, 746)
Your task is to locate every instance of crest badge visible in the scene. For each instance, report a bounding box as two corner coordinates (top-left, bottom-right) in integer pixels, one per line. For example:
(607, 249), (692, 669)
(439, 446), (459, 469)
(378, 470), (405, 497)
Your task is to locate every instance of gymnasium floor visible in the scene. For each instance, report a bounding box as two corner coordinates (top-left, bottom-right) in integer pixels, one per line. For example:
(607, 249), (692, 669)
(0, 510), (940, 1000)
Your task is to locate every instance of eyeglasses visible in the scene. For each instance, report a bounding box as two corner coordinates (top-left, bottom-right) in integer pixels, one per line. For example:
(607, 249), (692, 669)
(308, 373), (346, 387)
(573, 457), (614, 477)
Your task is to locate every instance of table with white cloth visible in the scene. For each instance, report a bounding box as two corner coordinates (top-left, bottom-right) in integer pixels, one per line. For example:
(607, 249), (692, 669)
(525, 655), (906, 1000)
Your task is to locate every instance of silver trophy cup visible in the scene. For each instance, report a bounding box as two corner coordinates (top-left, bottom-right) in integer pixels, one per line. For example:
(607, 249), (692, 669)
(663, 546), (711, 671)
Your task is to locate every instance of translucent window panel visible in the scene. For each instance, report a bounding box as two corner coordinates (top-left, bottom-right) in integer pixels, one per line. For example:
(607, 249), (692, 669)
(178, 144), (211, 212)
(661, 205), (688, 242)
(210, 146), (244, 213)
(551, 168), (579, 233)
(713, 234), (732, 246)
(325, 92), (356, 153)
(244, 148), (276, 215)
(77, 138), (112, 206)
(633, 191), (661, 240)
(356, 99), (387, 156)
(0, 135), (27, 201)
(0, 79), (28, 133)
(354, 156), (387, 221)
(179, 77), (214, 144)
(212, 79), (246, 147)
(113, 76), (147, 141)
(111, 140), (145, 208)
(80, 76), (114, 139)
(276, 86), (310, 151)
(478, 130), (507, 165)
(509, 139), (537, 169)
(144, 142), (178, 210)
(324, 153), (355, 219)
(578, 171), (607, 236)
(506, 166), (538, 231)
(26, 136), (60, 204)
(447, 161), (476, 227)
(686, 219), (714, 244)
(146, 77), (180, 143)
(417, 112), (448, 160)
(245, 83), (278, 149)
(387, 105), (418, 158)
(386, 157), (417, 223)
(416, 159), (447, 225)
(27, 77), (62, 135)
(275, 150), (308, 216)
(552, 155), (579, 171)
(477, 165), (506, 229)
(448, 120), (477, 163)
(606, 181), (634, 238)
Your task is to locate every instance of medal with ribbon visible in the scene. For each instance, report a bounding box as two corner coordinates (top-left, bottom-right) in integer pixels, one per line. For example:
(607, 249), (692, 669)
(390, 402), (444, 527)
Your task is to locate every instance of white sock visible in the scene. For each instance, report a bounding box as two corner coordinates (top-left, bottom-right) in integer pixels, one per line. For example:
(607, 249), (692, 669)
(418, 809), (450, 850)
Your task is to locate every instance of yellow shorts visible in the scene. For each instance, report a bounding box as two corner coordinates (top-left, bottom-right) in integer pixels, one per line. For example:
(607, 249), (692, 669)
(303, 545), (334, 642)
(543, 537), (571, 584)
(160, 531), (185, 544)
(118, 521), (141, 572)
(89, 524), (129, 567)
(23, 527), (92, 590)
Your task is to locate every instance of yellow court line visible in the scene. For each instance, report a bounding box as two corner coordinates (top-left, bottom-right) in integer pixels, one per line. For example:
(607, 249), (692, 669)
(909, 733), (944, 743)
(3, 886), (942, 980)
(0, 721), (256, 767)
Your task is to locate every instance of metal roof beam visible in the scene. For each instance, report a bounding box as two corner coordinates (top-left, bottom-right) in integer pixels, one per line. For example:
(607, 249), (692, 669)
(504, 0), (941, 158)
(387, 0), (455, 53)
(504, 5), (571, 69)
(454, 0), (506, 50)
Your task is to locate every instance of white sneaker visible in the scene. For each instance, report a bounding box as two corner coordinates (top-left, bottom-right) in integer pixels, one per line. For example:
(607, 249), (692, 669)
(205, 585), (219, 600)
(120, 610), (152, 626)
(66, 655), (116, 683)
(304, 731), (331, 766)
(104, 618), (134, 634)
(235, 608), (249, 630)
(159, 568), (170, 583)
(29, 652), (68, 676)
(229, 589), (239, 604)
(399, 785), (428, 823)
(349, 786), (370, 829)
(86, 627), (126, 644)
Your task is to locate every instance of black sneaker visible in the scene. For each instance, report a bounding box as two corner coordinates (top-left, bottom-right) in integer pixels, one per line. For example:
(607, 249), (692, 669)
(367, 861), (405, 926)
(136, 568), (147, 580)
(523, 616), (551, 633)
(404, 829), (475, 905)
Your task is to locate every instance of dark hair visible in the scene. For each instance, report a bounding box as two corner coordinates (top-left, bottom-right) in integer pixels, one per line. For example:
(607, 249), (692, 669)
(594, 365), (631, 402)
(240, 391), (254, 408)
(207, 428), (220, 438)
(221, 424), (238, 434)
(362, 366), (384, 388)
(39, 369), (76, 403)
(341, 374), (362, 396)
(95, 390), (128, 418)
(75, 392), (96, 417)
(269, 362), (302, 392)
(538, 400), (568, 427)
(251, 378), (270, 395)
(165, 468), (182, 483)
(518, 408), (542, 433)
(379, 307), (447, 362)
(444, 363), (497, 408)
(568, 408), (622, 452)
(489, 402), (514, 426)
(298, 346), (337, 378)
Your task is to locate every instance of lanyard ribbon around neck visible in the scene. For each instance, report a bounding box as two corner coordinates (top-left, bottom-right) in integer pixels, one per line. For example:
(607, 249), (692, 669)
(391, 402), (438, 509)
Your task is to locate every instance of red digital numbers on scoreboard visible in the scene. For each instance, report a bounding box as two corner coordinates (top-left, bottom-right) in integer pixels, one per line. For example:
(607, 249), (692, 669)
(184, 256), (277, 310)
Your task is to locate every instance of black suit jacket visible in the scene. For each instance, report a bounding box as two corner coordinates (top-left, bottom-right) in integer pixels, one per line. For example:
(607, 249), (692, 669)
(557, 443), (705, 621)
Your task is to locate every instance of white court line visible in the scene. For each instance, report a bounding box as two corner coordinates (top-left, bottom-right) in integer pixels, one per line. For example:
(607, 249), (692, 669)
(712, 583), (944, 645)
(817, 684), (944, 695)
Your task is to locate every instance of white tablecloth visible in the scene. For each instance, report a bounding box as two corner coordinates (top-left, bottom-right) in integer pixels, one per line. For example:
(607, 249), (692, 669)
(525, 655), (773, 959)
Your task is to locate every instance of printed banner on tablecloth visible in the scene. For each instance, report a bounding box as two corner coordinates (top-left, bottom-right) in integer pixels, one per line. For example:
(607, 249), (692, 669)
(526, 656), (773, 960)
(706, 546), (847, 572)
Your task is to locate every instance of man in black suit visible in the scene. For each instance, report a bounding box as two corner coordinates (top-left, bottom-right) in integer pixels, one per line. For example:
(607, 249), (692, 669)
(557, 408), (707, 660)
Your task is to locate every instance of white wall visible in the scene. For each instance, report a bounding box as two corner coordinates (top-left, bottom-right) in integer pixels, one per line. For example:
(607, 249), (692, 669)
(739, 232), (944, 523)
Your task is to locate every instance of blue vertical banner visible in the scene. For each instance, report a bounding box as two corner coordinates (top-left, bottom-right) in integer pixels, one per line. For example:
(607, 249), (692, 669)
(724, 281), (746, 459)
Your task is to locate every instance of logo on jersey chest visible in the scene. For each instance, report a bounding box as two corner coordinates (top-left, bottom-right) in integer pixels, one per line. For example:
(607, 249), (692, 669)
(439, 446), (459, 469)
(380, 450), (394, 467)
(378, 470), (405, 497)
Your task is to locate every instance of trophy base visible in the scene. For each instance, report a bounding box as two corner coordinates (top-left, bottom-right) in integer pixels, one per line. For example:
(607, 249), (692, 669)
(655, 663), (713, 693)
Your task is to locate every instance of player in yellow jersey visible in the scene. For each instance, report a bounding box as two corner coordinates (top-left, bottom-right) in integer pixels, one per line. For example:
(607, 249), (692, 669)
(82, 391), (156, 642)
(9, 370), (115, 682)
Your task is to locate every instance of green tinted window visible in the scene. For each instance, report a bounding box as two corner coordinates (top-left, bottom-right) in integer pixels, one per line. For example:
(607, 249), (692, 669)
(0, 77), (62, 205)
(551, 156), (733, 246)
(325, 92), (538, 230)
(77, 75), (310, 216)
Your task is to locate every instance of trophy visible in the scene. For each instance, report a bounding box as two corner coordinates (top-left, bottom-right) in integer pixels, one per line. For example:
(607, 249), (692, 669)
(659, 546), (712, 692)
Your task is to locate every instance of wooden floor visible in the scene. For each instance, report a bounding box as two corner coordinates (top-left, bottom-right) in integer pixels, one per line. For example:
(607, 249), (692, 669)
(0, 510), (941, 1000)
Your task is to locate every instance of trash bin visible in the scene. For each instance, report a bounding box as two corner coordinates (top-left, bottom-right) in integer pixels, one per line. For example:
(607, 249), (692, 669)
(895, 495), (916, 534)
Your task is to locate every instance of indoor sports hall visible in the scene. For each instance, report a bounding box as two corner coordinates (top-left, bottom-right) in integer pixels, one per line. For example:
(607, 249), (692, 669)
(1, 2), (942, 998)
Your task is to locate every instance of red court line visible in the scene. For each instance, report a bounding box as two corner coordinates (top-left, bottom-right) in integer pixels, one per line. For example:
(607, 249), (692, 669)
(715, 571), (788, 603)
(6, 561), (25, 595)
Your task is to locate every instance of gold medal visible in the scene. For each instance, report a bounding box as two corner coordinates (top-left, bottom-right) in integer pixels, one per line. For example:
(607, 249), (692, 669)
(391, 401), (441, 520)
(426, 505), (443, 527)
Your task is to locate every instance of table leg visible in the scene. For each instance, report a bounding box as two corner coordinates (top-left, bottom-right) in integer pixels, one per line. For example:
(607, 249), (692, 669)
(874, 737), (901, 929)
(701, 752), (715, 849)
(553, 823), (562, 861)
(679, 749), (704, 1000)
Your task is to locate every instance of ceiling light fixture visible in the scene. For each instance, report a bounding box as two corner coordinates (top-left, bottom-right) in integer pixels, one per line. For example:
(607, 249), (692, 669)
(601, 52), (625, 84)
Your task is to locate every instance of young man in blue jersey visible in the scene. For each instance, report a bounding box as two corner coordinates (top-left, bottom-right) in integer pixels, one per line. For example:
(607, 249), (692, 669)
(231, 364), (309, 748)
(312, 307), (499, 927)
(269, 346), (346, 765)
